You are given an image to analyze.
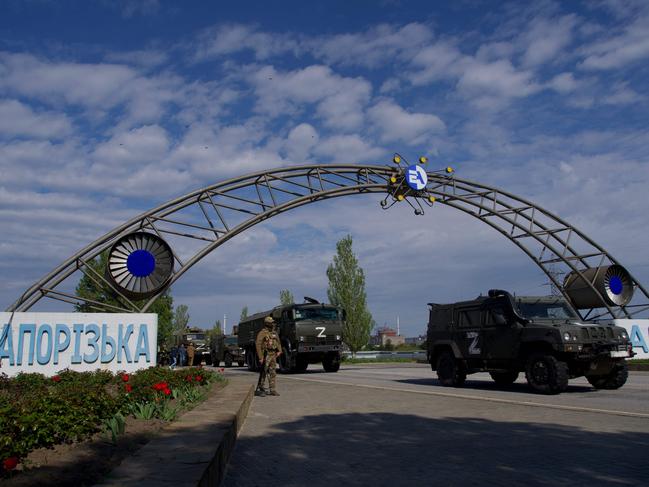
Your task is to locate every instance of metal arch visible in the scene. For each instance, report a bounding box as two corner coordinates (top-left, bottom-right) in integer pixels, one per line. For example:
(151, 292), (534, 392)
(6, 164), (649, 321)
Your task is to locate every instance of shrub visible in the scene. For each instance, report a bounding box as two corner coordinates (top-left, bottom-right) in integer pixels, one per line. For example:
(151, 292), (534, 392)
(0, 366), (223, 474)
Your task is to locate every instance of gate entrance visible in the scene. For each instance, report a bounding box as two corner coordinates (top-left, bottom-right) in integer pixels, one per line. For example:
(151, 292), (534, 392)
(7, 162), (649, 321)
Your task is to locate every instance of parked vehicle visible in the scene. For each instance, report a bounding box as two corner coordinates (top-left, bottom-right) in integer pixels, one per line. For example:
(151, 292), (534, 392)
(238, 298), (344, 373)
(427, 289), (634, 394)
(211, 334), (245, 367)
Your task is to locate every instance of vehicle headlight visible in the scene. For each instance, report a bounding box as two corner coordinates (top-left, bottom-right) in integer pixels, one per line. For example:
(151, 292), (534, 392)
(299, 336), (305, 342)
(620, 332), (628, 340)
(335, 335), (341, 341)
(564, 332), (571, 341)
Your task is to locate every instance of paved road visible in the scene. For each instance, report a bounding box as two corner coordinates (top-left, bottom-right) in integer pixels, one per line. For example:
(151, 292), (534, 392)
(221, 364), (649, 486)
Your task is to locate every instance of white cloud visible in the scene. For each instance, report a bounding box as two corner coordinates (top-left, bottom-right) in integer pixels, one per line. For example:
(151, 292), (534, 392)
(91, 125), (171, 167)
(251, 65), (372, 130)
(194, 24), (298, 61)
(547, 72), (579, 94)
(579, 15), (649, 69)
(368, 99), (445, 145)
(0, 99), (72, 138)
(284, 123), (319, 161)
(521, 15), (577, 67)
(601, 82), (645, 105)
(313, 134), (384, 163)
(310, 22), (432, 67)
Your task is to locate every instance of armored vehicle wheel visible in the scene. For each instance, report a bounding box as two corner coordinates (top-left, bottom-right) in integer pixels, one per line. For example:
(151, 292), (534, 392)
(489, 370), (519, 386)
(211, 354), (220, 367)
(246, 347), (258, 372)
(322, 353), (340, 373)
(586, 362), (628, 390)
(525, 353), (568, 394)
(225, 354), (233, 367)
(436, 351), (466, 387)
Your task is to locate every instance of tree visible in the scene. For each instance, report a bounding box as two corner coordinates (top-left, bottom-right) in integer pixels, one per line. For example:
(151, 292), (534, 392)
(207, 320), (223, 344)
(326, 235), (373, 356)
(173, 304), (190, 338)
(280, 289), (294, 305)
(240, 306), (249, 322)
(74, 251), (174, 346)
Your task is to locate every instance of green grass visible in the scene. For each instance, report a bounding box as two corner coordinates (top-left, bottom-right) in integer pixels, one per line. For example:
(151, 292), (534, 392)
(628, 359), (649, 364)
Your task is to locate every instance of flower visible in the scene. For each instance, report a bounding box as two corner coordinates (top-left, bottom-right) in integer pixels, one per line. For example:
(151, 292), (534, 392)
(195, 375), (203, 382)
(152, 381), (168, 391)
(121, 373), (130, 382)
(125, 384), (133, 393)
(163, 388), (171, 396)
(185, 375), (193, 382)
(219, 368), (224, 373)
(3, 456), (18, 471)
(51, 375), (61, 383)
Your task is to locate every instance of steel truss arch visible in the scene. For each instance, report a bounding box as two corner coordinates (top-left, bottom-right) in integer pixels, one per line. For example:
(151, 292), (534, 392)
(7, 164), (649, 321)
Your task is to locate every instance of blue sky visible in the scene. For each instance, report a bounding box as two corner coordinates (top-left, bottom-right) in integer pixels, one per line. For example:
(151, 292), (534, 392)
(1, 0), (648, 336)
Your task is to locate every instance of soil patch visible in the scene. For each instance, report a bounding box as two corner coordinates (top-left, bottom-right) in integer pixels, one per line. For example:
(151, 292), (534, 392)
(4, 382), (225, 487)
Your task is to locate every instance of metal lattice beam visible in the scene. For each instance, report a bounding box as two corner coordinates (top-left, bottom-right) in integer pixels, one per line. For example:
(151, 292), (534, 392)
(7, 164), (649, 321)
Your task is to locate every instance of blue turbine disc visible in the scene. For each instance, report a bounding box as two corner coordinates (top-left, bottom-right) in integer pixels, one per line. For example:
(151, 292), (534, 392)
(608, 275), (623, 295)
(106, 232), (174, 299)
(127, 249), (156, 277)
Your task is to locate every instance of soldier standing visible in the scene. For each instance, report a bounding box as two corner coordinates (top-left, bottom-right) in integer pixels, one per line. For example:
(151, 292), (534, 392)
(187, 342), (196, 366)
(255, 316), (282, 396)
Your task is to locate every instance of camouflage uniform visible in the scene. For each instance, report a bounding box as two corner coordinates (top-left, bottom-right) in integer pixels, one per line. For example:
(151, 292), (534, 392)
(256, 317), (283, 395)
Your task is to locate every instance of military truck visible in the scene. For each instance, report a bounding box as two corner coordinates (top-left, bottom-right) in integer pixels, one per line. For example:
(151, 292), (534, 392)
(238, 298), (344, 373)
(210, 335), (245, 367)
(427, 289), (634, 394)
(176, 327), (211, 365)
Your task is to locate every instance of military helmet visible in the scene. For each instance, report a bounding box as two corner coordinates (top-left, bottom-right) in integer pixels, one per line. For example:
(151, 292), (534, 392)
(264, 316), (275, 327)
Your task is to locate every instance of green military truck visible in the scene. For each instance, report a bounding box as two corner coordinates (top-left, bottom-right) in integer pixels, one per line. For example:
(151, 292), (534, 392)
(238, 298), (344, 373)
(176, 327), (211, 365)
(210, 335), (245, 367)
(427, 289), (634, 394)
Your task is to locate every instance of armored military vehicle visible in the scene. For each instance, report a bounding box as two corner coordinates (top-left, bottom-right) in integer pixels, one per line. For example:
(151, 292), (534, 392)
(427, 289), (634, 394)
(210, 335), (245, 367)
(238, 297), (344, 373)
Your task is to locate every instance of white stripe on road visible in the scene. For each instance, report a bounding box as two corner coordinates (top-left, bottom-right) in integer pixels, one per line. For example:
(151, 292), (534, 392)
(283, 375), (649, 419)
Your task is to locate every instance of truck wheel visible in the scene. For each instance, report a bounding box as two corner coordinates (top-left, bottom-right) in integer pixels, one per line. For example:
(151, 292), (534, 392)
(586, 362), (628, 390)
(246, 348), (257, 372)
(225, 354), (233, 368)
(525, 353), (568, 394)
(436, 351), (466, 387)
(489, 370), (519, 386)
(322, 353), (340, 373)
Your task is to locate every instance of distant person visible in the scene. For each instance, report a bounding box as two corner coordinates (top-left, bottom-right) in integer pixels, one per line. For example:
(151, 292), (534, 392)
(170, 345), (178, 369)
(255, 316), (282, 396)
(179, 343), (187, 367)
(187, 342), (196, 366)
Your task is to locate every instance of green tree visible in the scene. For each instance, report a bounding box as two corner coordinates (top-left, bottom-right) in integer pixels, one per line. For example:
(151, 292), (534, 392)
(74, 251), (174, 346)
(326, 235), (373, 356)
(280, 289), (294, 305)
(207, 319), (223, 343)
(173, 304), (190, 334)
(240, 306), (249, 322)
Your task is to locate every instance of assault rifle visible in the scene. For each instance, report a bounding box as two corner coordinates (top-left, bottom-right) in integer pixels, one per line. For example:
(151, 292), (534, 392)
(255, 349), (268, 396)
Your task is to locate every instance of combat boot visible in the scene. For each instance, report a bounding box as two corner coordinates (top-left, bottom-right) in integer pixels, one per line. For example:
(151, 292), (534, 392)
(255, 388), (266, 397)
(269, 390), (280, 396)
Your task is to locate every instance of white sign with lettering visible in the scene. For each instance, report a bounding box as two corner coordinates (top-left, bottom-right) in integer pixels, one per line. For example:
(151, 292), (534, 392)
(0, 313), (158, 377)
(612, 319), (649, 360)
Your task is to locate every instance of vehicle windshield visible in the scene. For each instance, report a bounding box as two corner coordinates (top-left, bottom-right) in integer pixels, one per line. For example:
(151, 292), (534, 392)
(225, 337), (238, 346)
(294, 307), (340, 321)
(516, 299), (578, 320)
(185, 333), (206, 341)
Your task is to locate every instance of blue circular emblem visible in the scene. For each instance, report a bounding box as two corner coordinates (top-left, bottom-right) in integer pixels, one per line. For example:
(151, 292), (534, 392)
(609, 275), (623, 295)
(126, 249), (156, 277)
(406, 165), (428, 191)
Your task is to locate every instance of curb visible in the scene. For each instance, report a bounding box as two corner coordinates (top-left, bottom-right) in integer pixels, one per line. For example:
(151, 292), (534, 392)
(94, 380), (254, 487)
